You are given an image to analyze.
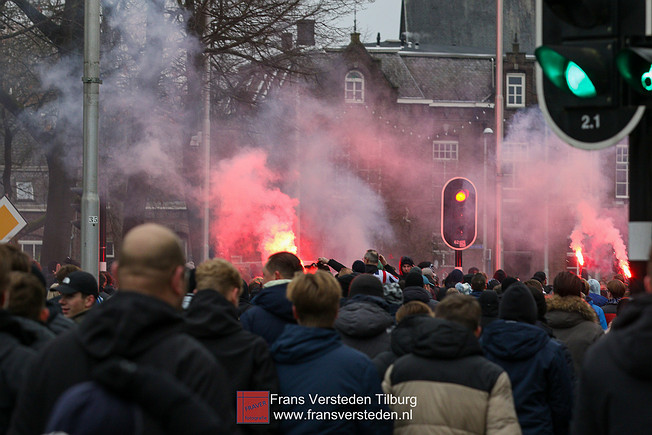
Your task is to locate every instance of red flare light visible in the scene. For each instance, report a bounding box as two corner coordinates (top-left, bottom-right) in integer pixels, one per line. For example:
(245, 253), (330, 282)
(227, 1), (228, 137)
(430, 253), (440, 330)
(619, 260), (632, 279)
(575, 249), (584, 266)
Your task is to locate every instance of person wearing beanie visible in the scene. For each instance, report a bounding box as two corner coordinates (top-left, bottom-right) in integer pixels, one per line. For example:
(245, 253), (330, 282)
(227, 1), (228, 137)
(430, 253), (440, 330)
(546, 272), (603, 375)
(481, 284), (574, 435)
(478, 290), (499, 328)
(523, 280), (555, 337)
(334, 274), (394, 358)
(402, 271), (438, 311)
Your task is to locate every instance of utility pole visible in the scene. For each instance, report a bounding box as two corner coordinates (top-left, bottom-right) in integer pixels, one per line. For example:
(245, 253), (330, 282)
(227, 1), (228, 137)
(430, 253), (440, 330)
(81, 0), (101, 280)
(494, 0), (504, 272)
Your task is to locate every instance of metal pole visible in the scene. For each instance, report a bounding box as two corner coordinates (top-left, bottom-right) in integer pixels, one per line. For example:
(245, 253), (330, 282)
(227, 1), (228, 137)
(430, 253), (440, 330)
(483, 127), (493, 274)
(81, 0), (101, 280)
(495, 0), (504, 272)
(202, 25), (211, 262)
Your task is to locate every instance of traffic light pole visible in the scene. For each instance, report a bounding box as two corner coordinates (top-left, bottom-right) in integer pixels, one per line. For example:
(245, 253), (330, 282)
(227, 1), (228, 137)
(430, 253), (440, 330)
(81, 0), (100, 280)
(628, 110), (652, 293)
(455, 251), (462, 270)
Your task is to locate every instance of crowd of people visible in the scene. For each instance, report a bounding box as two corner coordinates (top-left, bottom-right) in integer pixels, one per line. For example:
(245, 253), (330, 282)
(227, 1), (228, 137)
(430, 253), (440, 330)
(1, 223), (651, 434)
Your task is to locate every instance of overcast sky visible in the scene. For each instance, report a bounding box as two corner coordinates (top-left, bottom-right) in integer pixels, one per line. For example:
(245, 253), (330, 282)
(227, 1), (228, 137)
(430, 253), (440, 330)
(333, 0), (402, 44)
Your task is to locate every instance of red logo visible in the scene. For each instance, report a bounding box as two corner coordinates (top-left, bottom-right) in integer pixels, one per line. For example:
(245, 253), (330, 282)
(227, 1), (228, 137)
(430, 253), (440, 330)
(236, 391), (270, 424)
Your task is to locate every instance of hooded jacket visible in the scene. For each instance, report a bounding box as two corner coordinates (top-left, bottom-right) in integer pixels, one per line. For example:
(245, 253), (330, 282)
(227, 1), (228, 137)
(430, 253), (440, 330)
(271, 324), (392, 435)
(481, 320), (573, 435)
(383, 317), (520, 434)
(184, 289), (278, 396)
(572, 294), (652, 435)
(334, 294), (394, 358)
(240, 281), (296, 346)
(9, 291), (236, 435)
(372, 314), (433, 378)
(545, 295), (603, 375)
(0, 311), (37, 435)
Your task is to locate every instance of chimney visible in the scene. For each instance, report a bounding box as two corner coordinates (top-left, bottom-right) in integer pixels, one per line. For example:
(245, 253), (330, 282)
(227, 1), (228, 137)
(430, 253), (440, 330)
(297, 20), (315, 46)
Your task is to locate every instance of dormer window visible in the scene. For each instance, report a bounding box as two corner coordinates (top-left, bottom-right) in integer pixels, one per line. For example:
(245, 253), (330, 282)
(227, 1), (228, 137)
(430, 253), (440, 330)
(345, 70), (364, 103)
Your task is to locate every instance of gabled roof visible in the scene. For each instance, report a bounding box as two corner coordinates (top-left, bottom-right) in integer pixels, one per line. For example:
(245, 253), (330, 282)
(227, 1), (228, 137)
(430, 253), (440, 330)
(367, 50), (494, 103)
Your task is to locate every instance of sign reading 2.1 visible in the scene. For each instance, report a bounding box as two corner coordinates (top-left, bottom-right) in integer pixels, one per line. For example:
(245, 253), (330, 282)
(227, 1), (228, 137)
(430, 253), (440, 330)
(581, 114), (601, 130)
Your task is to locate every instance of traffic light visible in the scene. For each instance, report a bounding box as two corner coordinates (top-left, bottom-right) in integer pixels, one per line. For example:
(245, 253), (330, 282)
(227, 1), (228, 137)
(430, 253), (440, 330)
(535, 0), (646, 150)
(441, 177), (477, 250)
(617, 41), (652, 100)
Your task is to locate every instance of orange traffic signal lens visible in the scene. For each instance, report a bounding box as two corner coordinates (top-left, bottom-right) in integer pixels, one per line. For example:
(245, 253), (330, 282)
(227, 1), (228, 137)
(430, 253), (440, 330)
(455, 190), (467, 202)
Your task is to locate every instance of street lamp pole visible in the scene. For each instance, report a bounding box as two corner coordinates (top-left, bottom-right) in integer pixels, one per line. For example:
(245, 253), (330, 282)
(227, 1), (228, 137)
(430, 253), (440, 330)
(483, 127), (493, 274)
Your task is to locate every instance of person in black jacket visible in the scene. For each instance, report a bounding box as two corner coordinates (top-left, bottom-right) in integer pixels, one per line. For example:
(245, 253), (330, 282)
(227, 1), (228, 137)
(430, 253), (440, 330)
(572, 249), (652, 435)
(184, 258), (278, 434)
(334, 274), (394, 358)
(0, 246), (39, 435)
(481, 283), (574, 435)
(9, 223), (237, 435)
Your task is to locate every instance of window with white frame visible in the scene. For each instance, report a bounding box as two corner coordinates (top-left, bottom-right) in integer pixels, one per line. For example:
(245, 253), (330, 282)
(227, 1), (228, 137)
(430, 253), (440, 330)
(19, 240), (42, 263)
(433, 141), (458, 161)
(345, 71), (364, 103)
(506, 73), (525, 108)
(616, 144), (629, 198)
(16, 181), (34, 201)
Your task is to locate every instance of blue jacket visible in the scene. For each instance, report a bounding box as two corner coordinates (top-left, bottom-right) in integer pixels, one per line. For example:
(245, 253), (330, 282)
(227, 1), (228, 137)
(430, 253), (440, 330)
(587, 293), (608, 307)
(586, 299), (608, 330)
(271, 324), (392, 435)
(481, 319), (574, 435)
(240, 282), (296, 346)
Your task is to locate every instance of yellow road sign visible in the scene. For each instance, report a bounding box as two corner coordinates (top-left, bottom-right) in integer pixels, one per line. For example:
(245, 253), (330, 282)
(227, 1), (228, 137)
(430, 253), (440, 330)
(0, 196), (27, 243)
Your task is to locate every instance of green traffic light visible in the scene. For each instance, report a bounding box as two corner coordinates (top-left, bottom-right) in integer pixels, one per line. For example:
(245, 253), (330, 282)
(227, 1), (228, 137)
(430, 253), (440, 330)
(641, 65), (652, 91)
(565, 62), (597, 98)
(535, 45), (601, 98)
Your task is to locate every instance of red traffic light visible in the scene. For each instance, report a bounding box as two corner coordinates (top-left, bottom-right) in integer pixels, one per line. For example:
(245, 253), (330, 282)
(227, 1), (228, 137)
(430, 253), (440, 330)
(455, 190), (468, 202)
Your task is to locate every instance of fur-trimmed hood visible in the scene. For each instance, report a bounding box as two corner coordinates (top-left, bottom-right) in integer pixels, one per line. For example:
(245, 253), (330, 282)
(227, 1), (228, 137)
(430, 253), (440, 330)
(545, 295), (597, 328)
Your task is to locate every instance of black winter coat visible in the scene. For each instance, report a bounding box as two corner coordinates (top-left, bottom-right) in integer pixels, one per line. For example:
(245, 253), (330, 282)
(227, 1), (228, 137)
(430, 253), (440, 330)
(572, 294), (652, 435)
(184, 289), (279, 397)
(372, 314), (433, 377)
(9, 291), (236, 435)
(0, 311), (37, 435)
(334, 295), (394, 359)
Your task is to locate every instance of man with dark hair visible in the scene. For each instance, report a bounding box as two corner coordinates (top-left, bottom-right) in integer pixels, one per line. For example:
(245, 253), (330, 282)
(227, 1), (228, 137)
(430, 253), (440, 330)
(240, 251), (305, 345)
(382, 294), (520, 433)
(573, 246), (652, 434)
(10, 224), (236, 434)
(271, 271), (392, 435)
(470, 272), (487, 298)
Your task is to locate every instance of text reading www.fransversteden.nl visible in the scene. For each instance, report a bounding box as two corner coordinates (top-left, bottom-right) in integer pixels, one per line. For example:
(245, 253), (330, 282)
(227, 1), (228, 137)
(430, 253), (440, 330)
(241, 393), (418, 423)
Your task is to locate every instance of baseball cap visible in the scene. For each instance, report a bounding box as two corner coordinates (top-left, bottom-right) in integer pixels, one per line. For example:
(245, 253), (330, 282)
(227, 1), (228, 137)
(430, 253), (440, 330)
(58, 271), (99, 298)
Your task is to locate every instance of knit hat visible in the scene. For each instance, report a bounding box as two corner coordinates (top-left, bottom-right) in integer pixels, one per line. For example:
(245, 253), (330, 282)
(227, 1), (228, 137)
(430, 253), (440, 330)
(499, 283), (537, 324)
(588, 279), (601, 295)
(455, 282), (472, 295)
(351, 260), (366, 274)
(528, 286), (547, 321)
(405, 271), (424, 288)
(348, 274), (384, 298)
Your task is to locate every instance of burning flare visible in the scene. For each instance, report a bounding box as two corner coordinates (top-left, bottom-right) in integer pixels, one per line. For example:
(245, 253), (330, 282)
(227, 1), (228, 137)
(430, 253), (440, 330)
(575, 248), (584, 266)
(262, 225), (298, 259)
(619, 259), (632, 279)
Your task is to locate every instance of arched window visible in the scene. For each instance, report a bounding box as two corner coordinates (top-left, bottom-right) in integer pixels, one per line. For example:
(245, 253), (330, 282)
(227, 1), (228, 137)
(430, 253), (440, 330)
(345, 70), (364, 103)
